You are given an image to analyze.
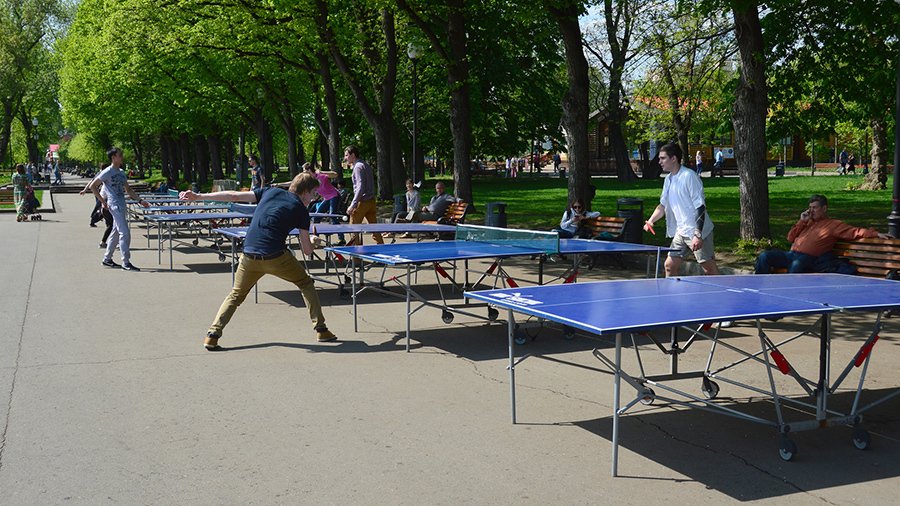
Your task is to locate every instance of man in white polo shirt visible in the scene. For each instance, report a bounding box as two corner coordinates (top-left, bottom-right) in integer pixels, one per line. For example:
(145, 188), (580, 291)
(643, 142), (722, 278)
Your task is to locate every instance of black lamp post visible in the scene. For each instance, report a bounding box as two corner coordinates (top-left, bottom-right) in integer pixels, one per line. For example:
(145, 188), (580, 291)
(408, 43), (423, 184)
(890, 13), (900, 237)
(31, 117), (39, 166)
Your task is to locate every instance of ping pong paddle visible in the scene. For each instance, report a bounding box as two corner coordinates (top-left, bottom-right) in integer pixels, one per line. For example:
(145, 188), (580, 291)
(644, 221), (655, 235)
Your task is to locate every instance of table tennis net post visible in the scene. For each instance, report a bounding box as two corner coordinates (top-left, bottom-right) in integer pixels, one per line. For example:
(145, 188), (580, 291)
(455, 224), (560, 254)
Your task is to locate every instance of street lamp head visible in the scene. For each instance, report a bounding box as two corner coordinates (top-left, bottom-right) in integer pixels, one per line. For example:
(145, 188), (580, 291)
(408, 42), (424, 61)
(32, 117), (38, 127)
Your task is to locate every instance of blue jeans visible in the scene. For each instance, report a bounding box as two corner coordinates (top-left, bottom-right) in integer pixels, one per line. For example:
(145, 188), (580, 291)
(314, 195), (344, 242)
(755, 250), (817, 274)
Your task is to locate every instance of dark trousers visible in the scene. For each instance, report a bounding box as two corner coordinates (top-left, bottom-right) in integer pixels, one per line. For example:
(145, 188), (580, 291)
(755, 250), (817, 274)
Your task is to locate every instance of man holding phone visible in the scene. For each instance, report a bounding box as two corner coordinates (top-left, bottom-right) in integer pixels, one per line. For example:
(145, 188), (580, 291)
(755, 194), (893, 274)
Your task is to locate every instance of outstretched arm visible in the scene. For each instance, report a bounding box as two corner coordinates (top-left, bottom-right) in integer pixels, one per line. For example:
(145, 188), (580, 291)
(180, 190), (258, 203)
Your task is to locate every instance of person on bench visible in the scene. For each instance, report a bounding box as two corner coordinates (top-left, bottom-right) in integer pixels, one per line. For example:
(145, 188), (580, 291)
(555, 197), (600, 238)
(410, 181), (463, 223)
(755, 194), (894, 274)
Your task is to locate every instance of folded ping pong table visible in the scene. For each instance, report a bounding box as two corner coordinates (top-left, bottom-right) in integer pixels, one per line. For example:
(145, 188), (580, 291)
(464, 274), (900, 476)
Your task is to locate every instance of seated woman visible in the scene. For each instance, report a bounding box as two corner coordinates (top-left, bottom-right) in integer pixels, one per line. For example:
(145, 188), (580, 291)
(395, 179), (421, 238)
(555, 197), (600, 238)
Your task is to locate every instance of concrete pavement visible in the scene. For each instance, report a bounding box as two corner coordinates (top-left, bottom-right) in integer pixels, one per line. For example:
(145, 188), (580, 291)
(1, 191), (899, 505)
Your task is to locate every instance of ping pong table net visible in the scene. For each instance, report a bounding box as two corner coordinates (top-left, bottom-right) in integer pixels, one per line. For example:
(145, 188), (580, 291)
(455, 224), (560, 254)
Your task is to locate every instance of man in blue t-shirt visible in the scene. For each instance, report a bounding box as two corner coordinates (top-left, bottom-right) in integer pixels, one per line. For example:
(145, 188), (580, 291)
(180, 172), (337, 350)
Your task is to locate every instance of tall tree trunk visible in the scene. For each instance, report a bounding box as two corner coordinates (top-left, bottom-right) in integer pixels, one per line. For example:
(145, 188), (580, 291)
(861, 118), (889, 190)
(19, 114), (40, 165)
(209, 133), (224, 180)
(194, 135), (210, 185)
(167, 135), (181, 182)
(130, 132), (145, 170)
(663, 66), (690, 162)
(278, 94), (300, 178)
(319, 1), (398, 200)
(318, 52), (342, 178)
(0, 97), (22, 168)
(389, 115), (406, 194)
(252, 109), (276, 183)
(446, 0), (473, 204)
(160, 135), (171, 181)
(223, 135), (235, 177)
(732, 4), (770, 240)
(179, 133), (193, 182)
(546, 1), (593, 207)
(603, 0), (636, 183)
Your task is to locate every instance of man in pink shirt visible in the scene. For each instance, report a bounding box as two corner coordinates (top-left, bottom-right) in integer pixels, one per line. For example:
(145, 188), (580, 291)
(755, 194), (893, 273)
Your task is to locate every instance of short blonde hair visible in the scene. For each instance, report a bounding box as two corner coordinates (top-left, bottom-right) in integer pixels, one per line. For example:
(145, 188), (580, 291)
(289, 172), (320, 195)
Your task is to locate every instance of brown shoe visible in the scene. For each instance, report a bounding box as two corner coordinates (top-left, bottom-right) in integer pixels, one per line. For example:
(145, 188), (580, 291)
(205, 332), (221, 350)
(316, 329), (337, 342)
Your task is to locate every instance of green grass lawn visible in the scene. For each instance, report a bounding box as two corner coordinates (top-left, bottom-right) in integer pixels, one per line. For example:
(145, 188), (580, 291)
(446, 173), (895, 268)
(4, 168), (893, 269)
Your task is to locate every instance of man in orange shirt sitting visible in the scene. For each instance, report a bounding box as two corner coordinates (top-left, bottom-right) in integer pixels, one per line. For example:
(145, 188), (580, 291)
(755, 194), (893, 274)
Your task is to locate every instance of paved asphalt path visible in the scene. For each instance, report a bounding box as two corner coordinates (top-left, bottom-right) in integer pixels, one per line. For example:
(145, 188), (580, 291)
(1, 190), (899, 505)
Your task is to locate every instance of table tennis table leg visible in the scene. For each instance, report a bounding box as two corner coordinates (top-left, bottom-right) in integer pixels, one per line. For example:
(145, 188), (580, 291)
(509, 308), (516, 424)
(817, 314), (830, 421)
(230, 240), (235, 284)
(352, 258), (359, 333)
(406, 264), (412, 352)
(612, 332), (622, 477)
(169, 223), (174, 270)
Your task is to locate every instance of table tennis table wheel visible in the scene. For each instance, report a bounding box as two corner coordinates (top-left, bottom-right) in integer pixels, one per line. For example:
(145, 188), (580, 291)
(487, 307), (499, 321)
(640, 388), (655, 405)
(514, 330), (528, 346)
(441, 310), (454, 324)
(340, 289), (350, 300)
(562, 325), (575, 340)
(778, 435), (797, 461)
(852, 425), (871, 450)
(218, 253), (226, 262)
(344, 275), (352, 285)
(192, 239), (199, 246)
(701, 378), (719, 399)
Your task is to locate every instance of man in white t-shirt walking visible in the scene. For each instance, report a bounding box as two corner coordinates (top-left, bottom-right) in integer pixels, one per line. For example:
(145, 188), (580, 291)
(643, 143), (722, 278)
(89, 147), (149, 271)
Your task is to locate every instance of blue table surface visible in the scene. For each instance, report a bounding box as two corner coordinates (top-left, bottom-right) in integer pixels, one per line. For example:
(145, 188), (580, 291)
(325, 238), (669, 265)
(465, 274), (900, 335)
(146, 212), (253, 223)
(215, 223), (456, 240)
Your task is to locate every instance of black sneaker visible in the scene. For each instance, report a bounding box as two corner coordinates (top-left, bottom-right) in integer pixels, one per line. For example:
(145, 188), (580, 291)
(101, 258), (119, 268)
(122, 262), (141, 272)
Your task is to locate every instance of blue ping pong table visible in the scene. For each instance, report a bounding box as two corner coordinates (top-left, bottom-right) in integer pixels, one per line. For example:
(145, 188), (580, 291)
(327, 226), (670, 351)
(214, 222), (457, 298)
(464, 274), (900, 476)
(147, 212), (255, 270)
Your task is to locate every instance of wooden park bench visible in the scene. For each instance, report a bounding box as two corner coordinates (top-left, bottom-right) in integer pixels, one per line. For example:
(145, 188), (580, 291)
(770, 237), (900, 278)
(422, 201), (470, 226)
(472, 168), (500, 177)
(396, 201), (470, 240)
(581, 216), (628, 240)
(0, 189), (15, 206)
(577, 216), (629, 268)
